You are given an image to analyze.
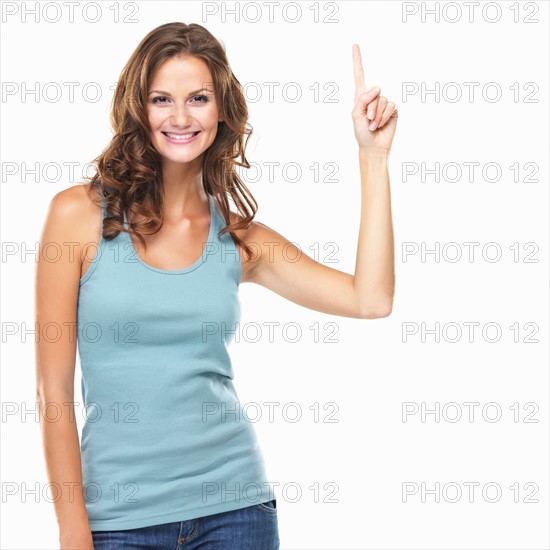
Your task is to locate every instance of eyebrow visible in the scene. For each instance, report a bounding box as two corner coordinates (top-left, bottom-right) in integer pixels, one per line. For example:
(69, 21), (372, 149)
(148, 88), (213, 96)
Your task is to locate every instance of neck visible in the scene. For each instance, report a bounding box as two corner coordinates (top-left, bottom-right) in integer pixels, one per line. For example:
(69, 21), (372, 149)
(160, 157), (208, 223)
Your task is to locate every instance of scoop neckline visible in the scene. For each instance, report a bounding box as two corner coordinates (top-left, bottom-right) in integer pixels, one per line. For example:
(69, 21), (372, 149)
(124, 194), (216, 275)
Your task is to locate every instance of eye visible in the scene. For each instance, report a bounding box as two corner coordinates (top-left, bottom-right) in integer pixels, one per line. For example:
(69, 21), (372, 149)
(191, 95), (209, 103)
(151, 96), (169, 104)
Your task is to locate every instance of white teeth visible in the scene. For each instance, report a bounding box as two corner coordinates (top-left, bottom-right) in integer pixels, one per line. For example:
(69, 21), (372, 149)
(164, 132), (197, 140)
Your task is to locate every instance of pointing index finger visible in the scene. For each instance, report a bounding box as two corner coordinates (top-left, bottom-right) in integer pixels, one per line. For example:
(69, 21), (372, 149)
(352, 43), (368, 100)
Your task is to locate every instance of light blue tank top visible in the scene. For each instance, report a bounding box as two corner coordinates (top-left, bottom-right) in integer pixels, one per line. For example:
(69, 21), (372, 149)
(77, 185), (274, 531)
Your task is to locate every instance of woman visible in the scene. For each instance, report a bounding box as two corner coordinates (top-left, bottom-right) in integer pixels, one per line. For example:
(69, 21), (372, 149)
(35, 22), (397, 550)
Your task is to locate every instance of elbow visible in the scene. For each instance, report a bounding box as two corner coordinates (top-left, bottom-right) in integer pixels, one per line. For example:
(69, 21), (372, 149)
(36, 382), (74, 403)
(359, 299), (393, 319)
(36, 385), (48, 408)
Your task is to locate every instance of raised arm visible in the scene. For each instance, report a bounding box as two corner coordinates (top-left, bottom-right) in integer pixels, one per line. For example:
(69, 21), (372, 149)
(241, 44), (397, 319)
(35, 185), (95, 549)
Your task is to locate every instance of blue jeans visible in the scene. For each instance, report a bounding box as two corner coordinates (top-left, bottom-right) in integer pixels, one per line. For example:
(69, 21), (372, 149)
(91, 500), (279, 549)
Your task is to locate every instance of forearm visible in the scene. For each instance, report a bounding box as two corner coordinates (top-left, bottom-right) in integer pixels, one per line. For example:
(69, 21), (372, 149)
(353, 147), (395, 317)
(37, 389), (92, 534)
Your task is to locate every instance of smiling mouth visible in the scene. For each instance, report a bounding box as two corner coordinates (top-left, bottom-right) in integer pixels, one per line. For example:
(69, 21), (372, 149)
(162, 131), (200, 140)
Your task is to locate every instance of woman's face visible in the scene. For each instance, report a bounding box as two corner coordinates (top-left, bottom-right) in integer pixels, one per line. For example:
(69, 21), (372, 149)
(146, 55), (222, 167)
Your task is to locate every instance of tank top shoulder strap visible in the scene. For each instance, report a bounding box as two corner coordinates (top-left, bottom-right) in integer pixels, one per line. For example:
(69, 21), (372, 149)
(80, 182), (109, 286)
(94, 181), (109, 241)
(97, 181), (107, 216)
(209, 193), (222, 238)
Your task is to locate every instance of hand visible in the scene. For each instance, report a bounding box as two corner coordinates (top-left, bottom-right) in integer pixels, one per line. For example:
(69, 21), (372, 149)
(351, 44), (398, 152)
(60, 530), (95, 549)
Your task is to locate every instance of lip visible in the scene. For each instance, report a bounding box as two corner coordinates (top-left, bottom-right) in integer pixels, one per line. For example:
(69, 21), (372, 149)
(162, 131), (200, 144)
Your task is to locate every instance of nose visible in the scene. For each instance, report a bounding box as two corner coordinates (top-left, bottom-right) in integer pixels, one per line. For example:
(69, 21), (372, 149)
(169, 102), (193, 128)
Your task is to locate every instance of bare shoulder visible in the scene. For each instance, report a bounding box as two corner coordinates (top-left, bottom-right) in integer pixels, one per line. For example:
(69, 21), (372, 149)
(45, 183), (103, 272)
(49, 182), (99, 213)
(50, 182), (100, 231)
(226, 210), (271, 240)
(226, 209), (286, 283)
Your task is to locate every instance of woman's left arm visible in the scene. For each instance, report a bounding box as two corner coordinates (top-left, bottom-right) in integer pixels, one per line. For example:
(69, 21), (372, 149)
(243, 44), (398, 320)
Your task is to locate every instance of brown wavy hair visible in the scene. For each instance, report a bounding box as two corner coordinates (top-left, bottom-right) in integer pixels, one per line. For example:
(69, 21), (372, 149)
(83, 21), (257, 260)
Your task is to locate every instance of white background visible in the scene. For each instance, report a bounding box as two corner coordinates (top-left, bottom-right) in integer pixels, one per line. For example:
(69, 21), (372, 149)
(1, 1), (548, 549)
